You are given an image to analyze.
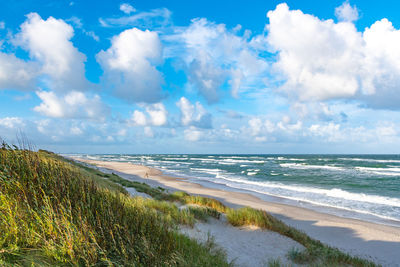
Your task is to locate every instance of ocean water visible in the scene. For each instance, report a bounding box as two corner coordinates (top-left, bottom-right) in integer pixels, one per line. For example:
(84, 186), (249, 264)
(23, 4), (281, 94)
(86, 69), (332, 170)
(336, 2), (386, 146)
(72, 154), (400, 225)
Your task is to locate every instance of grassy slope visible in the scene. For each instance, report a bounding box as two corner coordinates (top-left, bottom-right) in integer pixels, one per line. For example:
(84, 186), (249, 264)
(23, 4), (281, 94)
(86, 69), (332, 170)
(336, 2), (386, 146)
(0, 146), (378, 266)
(0, 146), (229, 266)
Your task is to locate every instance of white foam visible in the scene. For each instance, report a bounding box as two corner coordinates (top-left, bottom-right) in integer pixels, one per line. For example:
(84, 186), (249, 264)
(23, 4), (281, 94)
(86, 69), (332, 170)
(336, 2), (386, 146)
(355, 166), (400, 176)
(339, 157), (400, 164)
(164, 157), (188, 160)
(280, 163), (345, 171)
(220, 158), (265, 164)
(204, 175), (400, 207)
(275, 157), (306, 161)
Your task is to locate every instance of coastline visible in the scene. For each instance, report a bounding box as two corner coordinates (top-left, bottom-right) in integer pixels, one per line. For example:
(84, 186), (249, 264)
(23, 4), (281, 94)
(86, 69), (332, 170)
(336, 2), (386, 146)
(74, 158), (400, 266)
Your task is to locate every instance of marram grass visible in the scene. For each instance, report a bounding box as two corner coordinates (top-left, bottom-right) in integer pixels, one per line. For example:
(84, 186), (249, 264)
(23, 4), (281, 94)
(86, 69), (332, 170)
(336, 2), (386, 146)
(0, 145), (230, 266)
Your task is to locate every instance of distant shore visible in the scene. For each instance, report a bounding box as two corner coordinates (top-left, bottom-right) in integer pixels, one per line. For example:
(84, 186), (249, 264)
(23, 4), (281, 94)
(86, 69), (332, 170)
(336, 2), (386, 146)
(74, 158), (400, 266)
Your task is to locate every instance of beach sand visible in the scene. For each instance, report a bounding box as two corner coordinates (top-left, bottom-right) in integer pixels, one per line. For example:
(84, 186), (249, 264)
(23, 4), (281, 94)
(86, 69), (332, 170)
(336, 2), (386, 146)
(74, 158), (400, 266)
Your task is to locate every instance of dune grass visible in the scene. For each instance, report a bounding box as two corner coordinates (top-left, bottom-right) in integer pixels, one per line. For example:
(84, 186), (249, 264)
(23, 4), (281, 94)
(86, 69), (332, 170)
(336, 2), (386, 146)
(0, 145), (230, 266)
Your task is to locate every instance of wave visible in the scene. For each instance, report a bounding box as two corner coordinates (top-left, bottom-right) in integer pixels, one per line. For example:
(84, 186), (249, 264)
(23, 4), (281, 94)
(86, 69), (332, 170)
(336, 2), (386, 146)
(189, 158), (217, 162)
(280, 163), (345, 171)
(220, 159), (265, 164)
(274, 157), (306, 161)
(355, 167), (400, 176)
(198, 174), (400, 207)
(163, 157), (189, 160)
(339, 157), (400, 164)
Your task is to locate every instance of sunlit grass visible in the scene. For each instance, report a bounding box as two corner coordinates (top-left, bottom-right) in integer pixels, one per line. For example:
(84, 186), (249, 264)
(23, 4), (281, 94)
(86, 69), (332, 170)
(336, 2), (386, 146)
(0, 145), (230, 266)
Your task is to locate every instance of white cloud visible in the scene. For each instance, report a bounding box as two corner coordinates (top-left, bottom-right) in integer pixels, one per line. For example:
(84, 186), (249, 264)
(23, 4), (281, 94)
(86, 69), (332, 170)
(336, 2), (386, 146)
(0, 21), (5, 29)
(131, 110), (147, 126)
(85, 31), (99, 41)
(266, 3), (362, 102)
(176, 97), (212, 128)
(120, 3), (136, 14)
(265, 3), (400, 109)
(245, 116), (304, 142)
(15, 13), (89, 92)
(130, 103), (168, 127)
(100, 8), (171, 28)
(308, 123), (342, 142)
(0, 52), (38, 90)
(184, 126), (203, 141)
(0, 117), (24, 129)
(67, 16), (100, 41)
(34, 91), (109, 120)
(335, 1), (359, 22)
(146, 103), (167, 126)
(97, 27), (163, 103)
(172, 18), (268, 103)
(360, 18), (400, 109)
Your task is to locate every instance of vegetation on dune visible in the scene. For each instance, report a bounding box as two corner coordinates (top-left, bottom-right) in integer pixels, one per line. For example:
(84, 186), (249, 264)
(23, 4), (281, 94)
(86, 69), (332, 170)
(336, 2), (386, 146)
(0, 144), (230, 266)
(0, 143), (378, 266)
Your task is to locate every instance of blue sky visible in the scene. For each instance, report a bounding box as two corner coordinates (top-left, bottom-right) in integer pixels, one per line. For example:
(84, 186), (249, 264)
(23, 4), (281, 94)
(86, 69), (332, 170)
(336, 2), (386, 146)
(1, 0), (400, 154)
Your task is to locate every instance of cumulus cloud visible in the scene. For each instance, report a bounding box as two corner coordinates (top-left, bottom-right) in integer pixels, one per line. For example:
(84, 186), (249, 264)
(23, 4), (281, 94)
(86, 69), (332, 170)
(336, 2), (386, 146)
(176, 97), (212, 128)
(145, 103), (167, 126)
(131, 110), (147, 126)
(130, 103), (168, 126)
(360, 19), (400, 109)
(335, 1), (359, 22)
(266, 3), (362, 101)
(120, 3), (136, 14)
(0, 21), (5, 29)
(0, 52), (38, 90)
(265, 3), (400, 109)
(34, 91), (109, 120)
(97, 28), (164, 103)
(172, 18), (268, 103)
(15, 13), (89, 92)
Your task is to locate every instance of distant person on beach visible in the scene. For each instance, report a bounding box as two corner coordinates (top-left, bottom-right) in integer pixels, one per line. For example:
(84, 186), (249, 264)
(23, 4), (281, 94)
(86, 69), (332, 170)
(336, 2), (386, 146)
(145, 172), (149, 178)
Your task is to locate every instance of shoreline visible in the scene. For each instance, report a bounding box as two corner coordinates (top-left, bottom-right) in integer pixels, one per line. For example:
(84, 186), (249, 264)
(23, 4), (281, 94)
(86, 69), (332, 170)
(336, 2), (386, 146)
(74, 158), (400, 266)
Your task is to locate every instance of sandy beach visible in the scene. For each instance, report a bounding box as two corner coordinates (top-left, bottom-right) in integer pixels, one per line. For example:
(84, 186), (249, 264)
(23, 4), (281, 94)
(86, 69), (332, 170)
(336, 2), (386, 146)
(75, 158), (400, 266)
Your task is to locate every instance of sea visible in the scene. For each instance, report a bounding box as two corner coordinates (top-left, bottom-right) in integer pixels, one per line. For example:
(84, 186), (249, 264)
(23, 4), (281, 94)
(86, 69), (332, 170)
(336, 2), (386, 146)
(71, 154), (400, 226)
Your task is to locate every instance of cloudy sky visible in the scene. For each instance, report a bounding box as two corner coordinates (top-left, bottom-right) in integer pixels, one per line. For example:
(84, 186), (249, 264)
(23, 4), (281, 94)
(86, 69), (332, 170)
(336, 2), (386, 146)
(1, 0), (400, 154)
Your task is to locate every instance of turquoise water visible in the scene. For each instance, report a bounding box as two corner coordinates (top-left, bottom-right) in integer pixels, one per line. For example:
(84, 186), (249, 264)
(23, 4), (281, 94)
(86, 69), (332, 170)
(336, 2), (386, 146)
(74, 154), (400, 224)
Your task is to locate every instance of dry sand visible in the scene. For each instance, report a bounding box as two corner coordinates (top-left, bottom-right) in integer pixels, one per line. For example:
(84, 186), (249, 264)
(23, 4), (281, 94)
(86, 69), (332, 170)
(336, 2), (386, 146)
(74, 158), (400, 266)
(180, 216), (304, 266)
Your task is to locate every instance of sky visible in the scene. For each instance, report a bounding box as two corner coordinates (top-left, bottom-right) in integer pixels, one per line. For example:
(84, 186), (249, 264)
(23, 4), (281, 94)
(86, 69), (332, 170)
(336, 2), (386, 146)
(1, 0), (400, 154)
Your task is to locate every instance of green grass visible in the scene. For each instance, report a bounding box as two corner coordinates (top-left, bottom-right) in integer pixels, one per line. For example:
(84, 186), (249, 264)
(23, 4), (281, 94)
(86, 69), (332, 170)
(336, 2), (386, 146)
(0, 145), (230, 266)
